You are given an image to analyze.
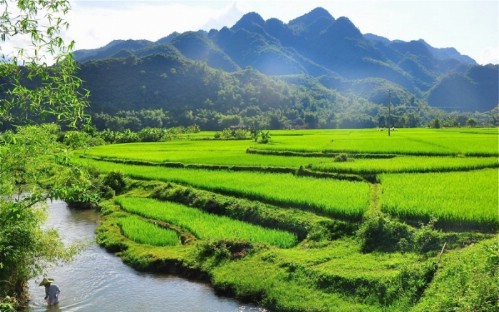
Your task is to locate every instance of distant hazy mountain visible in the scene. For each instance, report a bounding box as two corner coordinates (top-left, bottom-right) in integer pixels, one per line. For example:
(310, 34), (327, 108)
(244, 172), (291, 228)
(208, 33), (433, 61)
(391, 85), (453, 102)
(74, 7), (498, 116)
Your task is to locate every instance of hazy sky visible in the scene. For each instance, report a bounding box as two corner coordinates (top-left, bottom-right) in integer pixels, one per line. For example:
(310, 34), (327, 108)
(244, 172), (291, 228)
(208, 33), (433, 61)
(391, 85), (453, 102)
(64, 0), (498, 64)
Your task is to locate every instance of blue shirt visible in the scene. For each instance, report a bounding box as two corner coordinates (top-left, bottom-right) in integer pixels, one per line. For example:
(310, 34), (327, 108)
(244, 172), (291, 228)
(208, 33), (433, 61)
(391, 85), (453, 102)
(45, 284), (60, 300)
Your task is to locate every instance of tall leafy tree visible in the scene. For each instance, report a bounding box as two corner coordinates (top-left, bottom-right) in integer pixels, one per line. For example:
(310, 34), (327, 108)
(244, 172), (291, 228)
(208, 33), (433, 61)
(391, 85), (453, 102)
(0, 1), (92, 310)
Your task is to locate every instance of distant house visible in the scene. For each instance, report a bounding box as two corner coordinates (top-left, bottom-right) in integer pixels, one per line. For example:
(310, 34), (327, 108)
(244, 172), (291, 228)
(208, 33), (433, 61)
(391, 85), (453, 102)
(229, 125), (248, 131)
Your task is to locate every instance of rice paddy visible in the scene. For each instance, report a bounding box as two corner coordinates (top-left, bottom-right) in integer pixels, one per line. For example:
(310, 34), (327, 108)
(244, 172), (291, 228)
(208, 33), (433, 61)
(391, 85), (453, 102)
(79, 158), (371, 219)
(116, 196), (298, 248)
(88, 127), (498, 312)
(249, 128), (499, 156)
(309, 156), (498, 174)
(380, 168), (498, 227)
(118, 215), (180, 246)
(82, 139), (330, 168)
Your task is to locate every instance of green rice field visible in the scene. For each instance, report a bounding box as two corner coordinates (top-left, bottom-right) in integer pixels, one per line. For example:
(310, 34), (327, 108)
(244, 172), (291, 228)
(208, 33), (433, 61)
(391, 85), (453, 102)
(82, 139), (330, 168)
(89, 128), (498, 312)
(309, 156), (498, 174)
(79, 158), (371, 219)
(116, 196), (297, 248)
(249, 128), (499, 156)
(380, 168), (498, 226)
(118, 215), (180, 246)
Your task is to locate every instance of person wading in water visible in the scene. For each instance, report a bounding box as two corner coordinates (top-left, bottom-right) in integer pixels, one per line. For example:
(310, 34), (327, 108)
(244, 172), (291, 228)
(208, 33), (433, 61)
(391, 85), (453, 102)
(39, 277), (60, 306)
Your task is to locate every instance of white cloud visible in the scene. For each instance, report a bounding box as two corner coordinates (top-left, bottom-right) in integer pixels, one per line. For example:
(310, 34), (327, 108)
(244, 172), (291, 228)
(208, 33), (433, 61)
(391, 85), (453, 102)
(66, 1), (229, 50)
(481, 46), (499, 65)
(202, 1), (248, 30)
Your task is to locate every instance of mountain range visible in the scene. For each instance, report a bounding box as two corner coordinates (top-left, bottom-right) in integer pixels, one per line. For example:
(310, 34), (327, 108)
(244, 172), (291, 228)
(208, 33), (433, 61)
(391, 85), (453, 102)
(73, 7), (498, 129)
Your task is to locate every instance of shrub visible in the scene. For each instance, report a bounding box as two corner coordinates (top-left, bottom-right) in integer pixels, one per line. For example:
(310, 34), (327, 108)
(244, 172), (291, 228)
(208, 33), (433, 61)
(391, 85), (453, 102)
(333, 153), (349, 162)
(198, 240), (254, 263)
(357, 213), (413, 252)
(357, 213), (458, 254)
(102, 171), (127, 195)
(0, 296), (17, 312)
(62, 131), (105, 149)
(259, 130), (271, 144)
(413, 218), (442, 253)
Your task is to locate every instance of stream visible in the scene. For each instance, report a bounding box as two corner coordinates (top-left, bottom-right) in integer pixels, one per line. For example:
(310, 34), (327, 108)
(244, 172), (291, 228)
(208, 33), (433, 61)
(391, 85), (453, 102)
(28, 200), (266, 312)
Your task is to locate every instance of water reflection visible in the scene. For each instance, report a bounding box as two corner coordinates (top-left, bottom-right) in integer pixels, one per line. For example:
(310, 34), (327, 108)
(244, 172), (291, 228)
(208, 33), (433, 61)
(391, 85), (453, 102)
(28, 200), (266, 312)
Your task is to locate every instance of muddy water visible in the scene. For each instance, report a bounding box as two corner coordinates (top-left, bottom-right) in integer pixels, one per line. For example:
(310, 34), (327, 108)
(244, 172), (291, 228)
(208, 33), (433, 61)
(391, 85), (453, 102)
(28, 200), (266, 312)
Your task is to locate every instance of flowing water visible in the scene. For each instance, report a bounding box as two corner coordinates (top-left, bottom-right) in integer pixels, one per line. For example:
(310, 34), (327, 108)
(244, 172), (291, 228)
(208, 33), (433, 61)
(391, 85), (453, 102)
(28, 200), (266, 312)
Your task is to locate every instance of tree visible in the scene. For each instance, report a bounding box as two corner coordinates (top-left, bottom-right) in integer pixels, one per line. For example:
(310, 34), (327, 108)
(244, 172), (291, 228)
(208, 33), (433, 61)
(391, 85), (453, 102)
(304, 112), (318, 128)
(0, 1), (91, 309)
(0, 125), (92, 303)
(429, 118), (441, 129)
(467, 118), (477, 128)
(0, 0), (89, 128)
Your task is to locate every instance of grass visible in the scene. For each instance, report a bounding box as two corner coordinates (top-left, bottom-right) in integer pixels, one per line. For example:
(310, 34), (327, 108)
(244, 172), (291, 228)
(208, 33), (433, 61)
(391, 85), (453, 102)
(380, 169), (499, 228)
(412, 238), (498, 312)
(118, 215), (180, 246)
(211, 257), (383, 312)
(210, 239), (425, 310)
(272, 239), (421, 280)
(83, 129), (498, 170)
(116, 196), (298, 248)
(79, 158), (371, 219)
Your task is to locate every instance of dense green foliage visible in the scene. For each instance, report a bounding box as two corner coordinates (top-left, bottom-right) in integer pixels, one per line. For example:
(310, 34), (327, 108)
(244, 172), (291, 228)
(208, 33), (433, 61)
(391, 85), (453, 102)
(0, 125), (95, 308)
(76, 56), (497, 132)
(0, 0), (89, 129)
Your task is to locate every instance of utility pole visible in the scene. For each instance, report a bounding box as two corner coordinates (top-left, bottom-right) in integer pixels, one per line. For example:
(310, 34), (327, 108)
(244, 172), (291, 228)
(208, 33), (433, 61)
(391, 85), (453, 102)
(388, 90), (391, 137)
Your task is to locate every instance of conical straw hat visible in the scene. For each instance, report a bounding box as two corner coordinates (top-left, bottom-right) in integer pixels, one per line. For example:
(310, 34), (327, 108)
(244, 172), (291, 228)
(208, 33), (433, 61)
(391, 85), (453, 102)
(38, 277), (54, 286)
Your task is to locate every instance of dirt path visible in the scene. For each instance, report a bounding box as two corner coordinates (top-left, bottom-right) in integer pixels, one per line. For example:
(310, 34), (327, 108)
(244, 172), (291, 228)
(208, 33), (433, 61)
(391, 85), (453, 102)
(368, 183), (381, 215)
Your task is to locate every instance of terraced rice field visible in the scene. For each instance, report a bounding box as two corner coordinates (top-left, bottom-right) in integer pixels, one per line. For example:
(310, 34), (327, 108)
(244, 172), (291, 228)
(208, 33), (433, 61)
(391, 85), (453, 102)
(79, 158), (371, 219)
(380, 168), (498, 227)
(116, 196), (297, 248)
(309, 156), (498, 174)
(87, 128), (498, 312)
(249, 128), (499, 156)
(117, 215), (180, 246)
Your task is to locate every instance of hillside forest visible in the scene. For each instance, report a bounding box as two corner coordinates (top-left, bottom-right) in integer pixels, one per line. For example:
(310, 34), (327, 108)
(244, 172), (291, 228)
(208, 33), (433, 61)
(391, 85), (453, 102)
(1, 7), (497, 131)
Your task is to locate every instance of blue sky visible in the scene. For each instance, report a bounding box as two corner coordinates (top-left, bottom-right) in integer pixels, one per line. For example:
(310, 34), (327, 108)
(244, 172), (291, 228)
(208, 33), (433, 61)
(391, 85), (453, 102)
(65, 0), (498, 64)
